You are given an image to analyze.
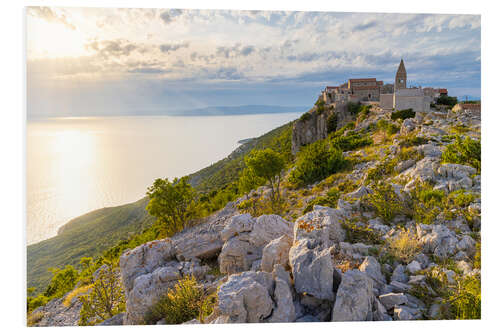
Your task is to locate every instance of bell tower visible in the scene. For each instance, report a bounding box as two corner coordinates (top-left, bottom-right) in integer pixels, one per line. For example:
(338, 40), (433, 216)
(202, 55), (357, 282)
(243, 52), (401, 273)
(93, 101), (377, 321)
(395, 59), (407, 90)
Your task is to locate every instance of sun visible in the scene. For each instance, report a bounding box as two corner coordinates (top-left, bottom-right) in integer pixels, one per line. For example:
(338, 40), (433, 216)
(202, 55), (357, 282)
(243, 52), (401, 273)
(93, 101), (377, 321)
(26, 12), (89, 59)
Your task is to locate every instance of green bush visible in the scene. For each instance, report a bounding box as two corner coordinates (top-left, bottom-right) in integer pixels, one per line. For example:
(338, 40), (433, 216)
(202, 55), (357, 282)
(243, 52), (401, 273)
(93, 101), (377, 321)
(366, 157), (397, 182)
(367, 182), (404, 223)
(326, 113), (338, 134)
(391, 109), (415, 120)
(442, 136), (481, 172)
(315, 99), (326, 114)
(341, 219), (383, 244)
(436, 95), (458, 106)
(410, 182), (445, 225)
(347, 102), (362, 115)
(302, 188), (340, 213)
(300, 112), (312, 122)
(399, 134), (428, 147)
(377, 119), (400, 135)
(447, 275), (481, 319)
(144, 276), (216, 325)
(289, 140), (345, 187)
(331, 132), (373, 151)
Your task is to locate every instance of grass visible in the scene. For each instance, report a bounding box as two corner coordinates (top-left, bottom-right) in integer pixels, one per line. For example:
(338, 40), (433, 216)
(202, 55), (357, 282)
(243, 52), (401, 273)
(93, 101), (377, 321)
(385, 228), (421, 264)
(63, 284), (93, 307)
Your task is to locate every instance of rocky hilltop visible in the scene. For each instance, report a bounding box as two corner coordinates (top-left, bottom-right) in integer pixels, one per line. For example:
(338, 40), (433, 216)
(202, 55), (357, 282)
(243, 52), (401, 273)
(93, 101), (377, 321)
(30, 104), (481, 325)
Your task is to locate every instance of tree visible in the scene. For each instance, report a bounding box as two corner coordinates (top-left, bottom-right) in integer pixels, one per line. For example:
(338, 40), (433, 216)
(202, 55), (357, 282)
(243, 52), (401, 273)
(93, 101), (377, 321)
(244, 149), (285, 203)
(78, 264), (125, 326)
(238, 168), (265, 198)
(44, 265), (79, 299)
(146, 177), (197, 236)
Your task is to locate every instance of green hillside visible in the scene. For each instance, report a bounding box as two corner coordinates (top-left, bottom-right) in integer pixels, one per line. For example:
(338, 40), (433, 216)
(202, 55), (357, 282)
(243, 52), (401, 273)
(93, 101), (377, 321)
(27, 197), (154, 292)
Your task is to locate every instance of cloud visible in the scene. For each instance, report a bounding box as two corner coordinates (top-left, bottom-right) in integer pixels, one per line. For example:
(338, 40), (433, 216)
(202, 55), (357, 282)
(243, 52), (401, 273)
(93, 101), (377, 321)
(353, 21), (378, 31)
(159, 42), (190, 53)
(86, 39), (140, 59)
(160, 9), (183, 24)
(28, 6), (76, 30)
(216, 44), (256, 58)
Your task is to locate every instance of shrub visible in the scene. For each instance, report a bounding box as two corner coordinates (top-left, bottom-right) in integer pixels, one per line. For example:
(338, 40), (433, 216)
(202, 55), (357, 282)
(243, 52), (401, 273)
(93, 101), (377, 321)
(300, 112), (312, 122)
(436, 95), (458, 106)
(315, 99), (326, 114)
(78, 264), (126, 326)
(410, 182), (445, 225)
(326, 113), (338, 133)
(44, 265), (79, 299)
(386, 229), (421, 264)
(289, 140), (345, 187)
(399, 134), (428, 147)
(27, 311), (45, 326)
(144, 275), (216, 325)
(63, 285), (92, 307)
(391, 108), (415, 120)
(367, 182), (404, 223)
(331, 132), (373, 151)
(366, 157), (397, 182)
(347, 102), (362, 115)
(357, 105), (372, 122)
(447, 275), (481, 319)
(377, 119), (400, 135)
(341, 219), (383, 245)
(245, 148), (286, 203)
(27, 294), (49, 313)
(442, 136), (481, 172)
(302, 188), (340, 213)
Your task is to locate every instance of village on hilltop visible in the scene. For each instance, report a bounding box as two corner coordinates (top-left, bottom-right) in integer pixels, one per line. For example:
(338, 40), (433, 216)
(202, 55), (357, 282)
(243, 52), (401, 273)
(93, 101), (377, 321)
(320, 59), (480, 114)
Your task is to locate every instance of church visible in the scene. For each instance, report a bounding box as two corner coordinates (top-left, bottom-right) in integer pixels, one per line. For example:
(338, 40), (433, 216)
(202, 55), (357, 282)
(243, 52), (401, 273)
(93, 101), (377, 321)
(379, 59), (432, 112)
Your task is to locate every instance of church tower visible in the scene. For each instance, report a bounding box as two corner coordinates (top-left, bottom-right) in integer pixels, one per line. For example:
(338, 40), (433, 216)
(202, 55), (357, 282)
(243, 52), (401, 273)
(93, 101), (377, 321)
(395, 59), (407, 90)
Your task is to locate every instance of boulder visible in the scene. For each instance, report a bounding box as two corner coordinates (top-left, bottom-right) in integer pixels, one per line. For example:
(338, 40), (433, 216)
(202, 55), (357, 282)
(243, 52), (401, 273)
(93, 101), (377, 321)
(294, 206), (346, 247)
(249, 215), (293, 248)
(261, 234), (293, 272)
(417, 224), (458, 259)
(268, 265), (296, 323)
(378, 293), (408, 310)
(98, 313), (125, 326)
(391, 264), (408, 283)
(221, 213), (254, 242)
(331, 270), (374, 321)
(406, 260), (422, 274)
(289, 239), (335, 301)
(219, 237), (259, 274)
(359, 256), (386, 289)
(217, 271), (274, 323)
(119, 239), (175, 293)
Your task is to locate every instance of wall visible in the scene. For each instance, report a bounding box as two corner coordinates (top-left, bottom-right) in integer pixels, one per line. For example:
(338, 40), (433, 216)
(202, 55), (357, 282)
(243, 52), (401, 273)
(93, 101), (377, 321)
(380, 94), (393, 110)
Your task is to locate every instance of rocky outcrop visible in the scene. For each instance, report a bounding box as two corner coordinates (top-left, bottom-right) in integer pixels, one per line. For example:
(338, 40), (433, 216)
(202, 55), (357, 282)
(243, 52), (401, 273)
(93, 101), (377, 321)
(32, 293), (83, 327)
(219, 214), (293, 275)
(331, 270), (374, 321)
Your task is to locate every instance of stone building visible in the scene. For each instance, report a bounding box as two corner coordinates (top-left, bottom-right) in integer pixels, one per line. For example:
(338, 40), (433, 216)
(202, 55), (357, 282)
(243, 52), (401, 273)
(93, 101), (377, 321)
(347, 78), (384, 102)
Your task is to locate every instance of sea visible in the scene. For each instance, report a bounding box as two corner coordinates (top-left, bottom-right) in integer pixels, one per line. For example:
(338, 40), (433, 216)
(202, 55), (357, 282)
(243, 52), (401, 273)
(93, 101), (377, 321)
(26, 112), (301, 245)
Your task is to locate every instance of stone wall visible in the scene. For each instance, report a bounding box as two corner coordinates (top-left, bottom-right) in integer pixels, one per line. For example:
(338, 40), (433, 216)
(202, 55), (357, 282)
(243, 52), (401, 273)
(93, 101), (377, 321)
(380, 94), (393, 110)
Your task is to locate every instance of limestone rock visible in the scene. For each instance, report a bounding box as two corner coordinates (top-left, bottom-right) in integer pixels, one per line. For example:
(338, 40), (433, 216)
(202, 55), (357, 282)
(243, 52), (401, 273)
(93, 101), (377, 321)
(98, 313), (125, 326)
(378, 293), (408, 310)
(249, 214), (293, 248)
(219, 237), (259, 274)
(261, 234), (293, 272)
(217, 271), (274, 323)
(294, 206), (346, 247)
(289, 239), (335, 301)
(359, 256), (386, 289)
(268, 266), (296, 323)
(406, 260), (422, 274)
(221, 213), (255, 242)
(331, 270), (374, 321)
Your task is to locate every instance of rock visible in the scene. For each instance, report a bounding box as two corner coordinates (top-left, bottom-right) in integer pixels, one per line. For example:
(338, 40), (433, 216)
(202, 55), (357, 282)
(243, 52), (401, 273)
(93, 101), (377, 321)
(289, 239), (335, 301)
(294, 206), (346, 247)
(417, 144), (442, 158)
(456, 260), (473, 275)
(444, 269), (456, 284)
(331, 270), (374, 321)
(219, 237), (259, 274)
(217, 271), (274, 323)
(406, 260), (422, 274)
(428, 303), (442, 319)
(249, 215), (293, 248)
(401, 157), (440, 184)
(368, 218), (391, 235)
(338, 242), (371, 260)
(395, 159), (416, 173)
(124, 262), (182, 324)
(391, 264), (409, 283)
(295, 315), (321, 322)
(414, 253), (430, 269)
(348, 185), (372, 199)
(31, 294), (82, 327)
(400, 118), (416, 135)
(457, 235), (476, 257)
(378, 293), (408, 310)
(417, 224), (458, 259)
(261, 234), (293, 272)
(119, 239), (175, 293)
(181, 319), (200, 324)
(393, 305), (418, 320)
(437, 163), (476, 180)
(98, 313), (125, 326)
(408, 275), (426, 285)
(359, 256), (386, 289)
(251, 259), (261, 271)
(389, 280), (411, 293)
(268, 266), (296, 323)
(221, 214), (254, 242)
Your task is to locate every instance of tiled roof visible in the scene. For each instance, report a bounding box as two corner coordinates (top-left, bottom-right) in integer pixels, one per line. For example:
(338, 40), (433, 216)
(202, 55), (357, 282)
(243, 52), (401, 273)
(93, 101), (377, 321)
(349, 78), (377, 82)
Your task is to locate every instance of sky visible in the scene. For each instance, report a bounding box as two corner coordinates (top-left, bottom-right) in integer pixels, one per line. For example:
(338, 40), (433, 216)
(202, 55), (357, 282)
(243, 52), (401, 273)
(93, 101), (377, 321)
(26, 7), (481, 118)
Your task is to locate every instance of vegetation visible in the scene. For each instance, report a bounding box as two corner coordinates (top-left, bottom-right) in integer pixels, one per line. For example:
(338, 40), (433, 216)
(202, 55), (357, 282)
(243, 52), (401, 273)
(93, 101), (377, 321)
(341, 218), (383, 245)
(146, 177), (198, 237)
(442, 135), (481, 172)
(391, 108), (415, 120)
(78, 264), (126, 326)
(377, 119), (400, 136)
(27, 197), (154, 292)
(410, 182), (445, 225)
(245, 148), (285, 203)
(367, 182), (404, 223)
(289, 139), (345, 187)
(300, 111), (312, 122)
(144, 275), (216, 325)
(437, 95), (458, 106)
(331, 131), (373, 151)
(315, 98), (326, 114)
(347, 102), (362, 115)
(399, 133), (428, 147)
(385, 228), (421, 264)
(302, 188), (340, 213)
(326, 113), (338, 134)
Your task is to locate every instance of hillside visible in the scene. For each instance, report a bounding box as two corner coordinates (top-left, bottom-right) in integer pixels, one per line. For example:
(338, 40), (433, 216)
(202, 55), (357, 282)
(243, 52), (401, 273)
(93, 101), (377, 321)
(27, 197), (154, 291)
